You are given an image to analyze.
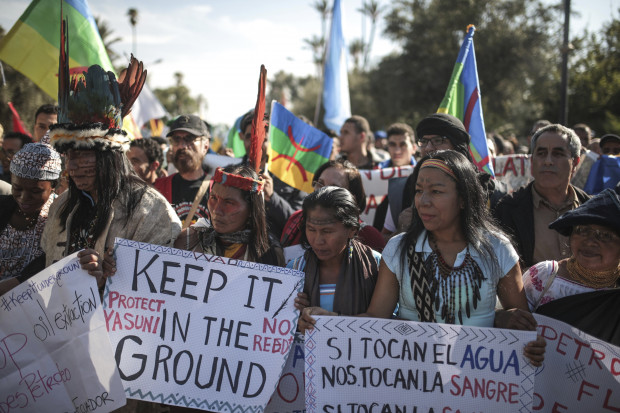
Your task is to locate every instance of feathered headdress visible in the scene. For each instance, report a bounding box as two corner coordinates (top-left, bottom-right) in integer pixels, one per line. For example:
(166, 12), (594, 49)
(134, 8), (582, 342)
(213, 65), (267, 193)
(49, 9), (146, 153)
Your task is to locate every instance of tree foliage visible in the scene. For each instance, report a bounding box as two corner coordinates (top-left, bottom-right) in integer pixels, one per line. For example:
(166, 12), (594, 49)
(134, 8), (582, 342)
(153, 72), (202, 117)
(568, 13), (620, 135)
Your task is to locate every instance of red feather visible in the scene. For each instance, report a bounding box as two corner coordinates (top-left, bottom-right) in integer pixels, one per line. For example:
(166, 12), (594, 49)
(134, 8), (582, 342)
(119, 54), (147, 119)
(249, 65), (267, 172)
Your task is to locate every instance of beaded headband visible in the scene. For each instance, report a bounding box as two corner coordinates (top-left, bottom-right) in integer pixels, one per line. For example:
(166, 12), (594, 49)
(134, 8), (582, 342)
(420, 159), (457, 180)
(212, 167), (265, 193)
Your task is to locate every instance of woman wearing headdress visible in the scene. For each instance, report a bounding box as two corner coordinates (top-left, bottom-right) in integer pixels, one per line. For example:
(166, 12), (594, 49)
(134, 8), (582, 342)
(0, 142), (61, 292)
(173, 163), (284, 266)
(300, 150), (546, 365)
(42, 21), (181, 284)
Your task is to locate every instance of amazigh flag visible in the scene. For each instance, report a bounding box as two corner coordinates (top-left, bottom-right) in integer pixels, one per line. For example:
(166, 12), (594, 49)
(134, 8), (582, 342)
(0, 0), (114, 100)
(226, 113), (247, 157)
(269, 101), (333, 193)
(437, 25), (494, 176)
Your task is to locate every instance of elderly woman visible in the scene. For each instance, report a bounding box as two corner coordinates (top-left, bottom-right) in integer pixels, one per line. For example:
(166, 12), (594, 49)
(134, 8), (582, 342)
(281, 159), (385, 252)
(174, 164), (284, 265)
(292, 186), (381, 333)
(301, 151), (546, 365)
(0, 143), (61, 290)
(523, 188), (620, 310)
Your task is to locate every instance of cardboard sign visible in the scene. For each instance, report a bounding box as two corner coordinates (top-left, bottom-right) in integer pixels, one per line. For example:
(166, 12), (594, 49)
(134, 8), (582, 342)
(105, 238), (304, 412)
(533, 314), (620, 412)
(360, 166), (414, 224)
(0, 253), (126, 413)
(305, 316), (536, 413)
(492, 154), (532, 192)
(265, 333), (306, 413)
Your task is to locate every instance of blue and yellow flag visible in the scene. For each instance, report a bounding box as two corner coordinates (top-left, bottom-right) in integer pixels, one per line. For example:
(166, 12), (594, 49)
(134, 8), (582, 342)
(438, 25), (494, 176)
(268, 102), (333, 193)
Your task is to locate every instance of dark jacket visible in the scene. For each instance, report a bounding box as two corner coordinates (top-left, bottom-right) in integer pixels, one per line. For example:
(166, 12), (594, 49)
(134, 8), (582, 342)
(493, 182), (590, 269)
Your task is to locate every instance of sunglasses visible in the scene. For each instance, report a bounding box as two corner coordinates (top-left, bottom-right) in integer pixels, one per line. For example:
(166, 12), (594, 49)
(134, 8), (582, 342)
(572, 225), (620, 243)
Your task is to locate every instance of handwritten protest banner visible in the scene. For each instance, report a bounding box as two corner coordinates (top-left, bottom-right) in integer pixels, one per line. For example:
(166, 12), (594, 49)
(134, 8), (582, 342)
(305, 316), (536, 413)
(492, 154), (532, 192)
(533, 314), (620, 412)
(360, 166), (414, 224)
(105, 238), (304, 412)
(265, 332), (306, 413)
(0, 253), (126, 413)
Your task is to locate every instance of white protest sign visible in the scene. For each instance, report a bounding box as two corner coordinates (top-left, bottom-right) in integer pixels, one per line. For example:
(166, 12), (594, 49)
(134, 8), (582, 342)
(0, 253), (126, 413)
(360, 166), (414, 224)
(265, 332), (306, 413)
(105, 238), (304, 412)
(492, 154), (532, 192)
(305, 316), (537, 413)
(533, 314), (620, 412)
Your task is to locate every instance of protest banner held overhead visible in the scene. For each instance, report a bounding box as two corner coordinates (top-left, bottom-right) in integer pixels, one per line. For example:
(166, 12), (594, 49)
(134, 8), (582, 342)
(0, 253), (126, 413)
(305, 316), (536, 413)
(105, 238), (304, 412)
(532, 314), (620, 412)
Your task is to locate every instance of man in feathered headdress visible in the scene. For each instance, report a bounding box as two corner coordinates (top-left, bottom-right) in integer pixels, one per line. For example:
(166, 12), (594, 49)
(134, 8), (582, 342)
(42, 13), (181, 284)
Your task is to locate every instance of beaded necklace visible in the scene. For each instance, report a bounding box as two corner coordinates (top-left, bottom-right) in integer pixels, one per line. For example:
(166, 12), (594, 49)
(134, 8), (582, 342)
(16, 208), (39, 229)
(428, 237), (485, 324)
(566, 257), (619, 289)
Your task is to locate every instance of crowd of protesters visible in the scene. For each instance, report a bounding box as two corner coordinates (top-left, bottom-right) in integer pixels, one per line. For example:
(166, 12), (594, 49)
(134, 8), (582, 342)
(1, 94), (619, 412)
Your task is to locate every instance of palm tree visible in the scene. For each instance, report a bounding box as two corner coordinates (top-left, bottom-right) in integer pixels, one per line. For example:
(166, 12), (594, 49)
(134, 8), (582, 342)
(349, 38), (365, 71)
(358, 0), (383, 70)
(127, 8), (138, 55)
(312, 0), (330, 42)
(94, 16), (122, 65)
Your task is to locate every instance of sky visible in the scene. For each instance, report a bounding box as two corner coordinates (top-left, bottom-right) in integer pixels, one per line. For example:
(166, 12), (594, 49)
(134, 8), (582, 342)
(1, 0), (619, 127)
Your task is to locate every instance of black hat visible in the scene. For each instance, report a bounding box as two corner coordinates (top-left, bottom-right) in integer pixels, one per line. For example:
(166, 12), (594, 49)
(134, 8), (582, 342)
(549, 189), (620, 236)
(167, 115), (210, 138)
(416, 113), (470, 146)
(600, 134), (620, 148)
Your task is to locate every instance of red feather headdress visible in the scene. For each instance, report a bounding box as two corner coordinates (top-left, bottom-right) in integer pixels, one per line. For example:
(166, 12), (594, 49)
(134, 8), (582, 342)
(49, 4), (146, 153)
(213, 65), (267, 193)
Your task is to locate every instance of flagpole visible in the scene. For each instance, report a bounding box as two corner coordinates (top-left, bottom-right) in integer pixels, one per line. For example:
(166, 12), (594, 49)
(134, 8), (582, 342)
(559, 0), (571, 125)
(313, 53), (327, 126)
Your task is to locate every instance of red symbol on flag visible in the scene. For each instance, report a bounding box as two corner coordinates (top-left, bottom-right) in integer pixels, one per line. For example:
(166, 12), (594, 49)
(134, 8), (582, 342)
(272, 125), (322, 182)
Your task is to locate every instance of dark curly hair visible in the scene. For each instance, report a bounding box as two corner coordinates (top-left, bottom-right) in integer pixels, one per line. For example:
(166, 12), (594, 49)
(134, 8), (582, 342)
(300, 186), (360, 250)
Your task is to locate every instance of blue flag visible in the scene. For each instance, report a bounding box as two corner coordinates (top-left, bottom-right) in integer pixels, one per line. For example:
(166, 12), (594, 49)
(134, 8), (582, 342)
(438, 25), (493, 176)
(322, 0), (351, 132)
(583, 155), (620, 194)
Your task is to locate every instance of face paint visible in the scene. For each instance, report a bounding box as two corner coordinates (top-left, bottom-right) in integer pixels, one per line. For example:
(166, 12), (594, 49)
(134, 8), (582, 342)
(67, 150), (97, 193)
(207, 183), (251, 234)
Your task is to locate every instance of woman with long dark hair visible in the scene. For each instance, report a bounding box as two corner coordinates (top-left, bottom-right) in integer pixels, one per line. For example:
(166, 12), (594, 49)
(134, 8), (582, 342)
(174, 164), (283, 265)
(301, 151), (546, 365)
(292, 186), (380, 333)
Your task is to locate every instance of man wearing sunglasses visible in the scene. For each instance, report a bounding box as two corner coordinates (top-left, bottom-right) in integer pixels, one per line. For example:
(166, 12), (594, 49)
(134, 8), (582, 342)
(154, 115), (211, 226)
